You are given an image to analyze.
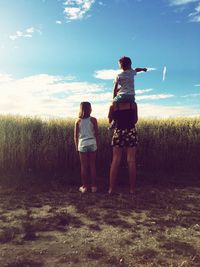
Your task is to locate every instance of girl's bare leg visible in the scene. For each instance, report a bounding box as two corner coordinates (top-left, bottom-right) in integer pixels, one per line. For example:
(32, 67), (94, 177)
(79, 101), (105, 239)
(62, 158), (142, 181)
(127, 147), (136, 193)
(79, 152), (88, 188)
(88, 151), (97, 187)
(109, 147), (122, 193)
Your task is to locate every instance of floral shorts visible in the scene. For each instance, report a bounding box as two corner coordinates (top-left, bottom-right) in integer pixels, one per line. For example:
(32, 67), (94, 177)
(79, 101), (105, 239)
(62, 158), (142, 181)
(111, 128), (138, 147)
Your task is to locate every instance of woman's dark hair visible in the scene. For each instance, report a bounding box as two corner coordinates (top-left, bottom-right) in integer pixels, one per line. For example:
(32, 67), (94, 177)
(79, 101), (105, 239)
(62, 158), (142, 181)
(79, 102), (91, 119)
(119, 56), (132, 70)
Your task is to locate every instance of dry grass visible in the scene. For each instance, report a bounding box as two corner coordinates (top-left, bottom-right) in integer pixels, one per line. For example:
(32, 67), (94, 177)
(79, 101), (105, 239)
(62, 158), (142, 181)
(0, 115), (200, 183)
(0, 178), (200, 267)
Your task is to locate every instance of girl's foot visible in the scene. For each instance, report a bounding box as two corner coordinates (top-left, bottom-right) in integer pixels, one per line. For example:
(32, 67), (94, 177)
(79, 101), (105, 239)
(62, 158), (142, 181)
(130, 189), (136, 194)
(91, 186), (97, 193)
(108, 188), (116, 195)
(79, 186), (87, 193)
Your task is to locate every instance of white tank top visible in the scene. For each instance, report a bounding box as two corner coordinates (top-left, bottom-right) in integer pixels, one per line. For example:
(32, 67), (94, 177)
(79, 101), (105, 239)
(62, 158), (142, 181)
(78, 117), (96, 149)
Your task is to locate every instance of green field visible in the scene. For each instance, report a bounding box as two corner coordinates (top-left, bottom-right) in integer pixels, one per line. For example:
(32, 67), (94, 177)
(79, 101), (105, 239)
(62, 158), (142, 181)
(0, 115), (200, 184)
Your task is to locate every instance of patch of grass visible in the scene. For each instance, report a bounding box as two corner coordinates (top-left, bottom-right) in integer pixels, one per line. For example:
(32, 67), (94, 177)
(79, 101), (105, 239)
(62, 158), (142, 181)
(22, 221), (38, 241)
(103, 212), (132, 229)
(0, 227), (19, 243)
(58, 253), (80, 265)
(0, 183), (200, 267)
(86, 245), (107, 260)
(161, 240), (197, 257)
(3, 259), (43, 267)
(134, 248), (158, 259)
(88, 224), (101, 231)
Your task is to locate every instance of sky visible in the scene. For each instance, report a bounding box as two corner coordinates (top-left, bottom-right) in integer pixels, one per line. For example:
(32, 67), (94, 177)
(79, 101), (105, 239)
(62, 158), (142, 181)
(0, 0), (200, 119)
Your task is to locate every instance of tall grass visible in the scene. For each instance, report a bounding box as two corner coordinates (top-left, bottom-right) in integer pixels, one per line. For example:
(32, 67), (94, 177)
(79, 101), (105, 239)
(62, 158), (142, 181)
(0, 115), (200, 181)
(137, 117), (200, 172)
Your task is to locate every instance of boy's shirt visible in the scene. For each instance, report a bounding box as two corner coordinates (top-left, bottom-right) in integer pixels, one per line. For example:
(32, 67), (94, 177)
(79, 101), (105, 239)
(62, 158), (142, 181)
(115, 69), (137, 96)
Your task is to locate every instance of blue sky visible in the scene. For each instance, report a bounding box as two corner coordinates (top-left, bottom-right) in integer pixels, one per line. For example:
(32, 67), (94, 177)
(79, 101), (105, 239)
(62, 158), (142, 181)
(0, 0), (200, 118)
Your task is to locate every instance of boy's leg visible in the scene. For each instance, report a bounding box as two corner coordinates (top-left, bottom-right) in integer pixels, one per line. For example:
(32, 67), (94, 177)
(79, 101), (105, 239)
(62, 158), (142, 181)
(88, 151), (97, 188)
(127, 147), (136, 193)
(108, 104), (114, 124)
(79, 152), (89, 188)
(109, 147), (122, 193)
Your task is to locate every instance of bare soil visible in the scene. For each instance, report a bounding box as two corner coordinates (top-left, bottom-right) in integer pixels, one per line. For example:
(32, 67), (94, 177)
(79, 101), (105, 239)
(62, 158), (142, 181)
(0, 181), (200, 267)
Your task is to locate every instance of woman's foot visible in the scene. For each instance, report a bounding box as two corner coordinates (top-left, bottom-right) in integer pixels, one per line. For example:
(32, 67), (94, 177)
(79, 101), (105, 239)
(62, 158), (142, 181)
(108, 188), (117, 195)
(108, 188), (113, 194)
(79, 186), (87, 193)
(91, 186), (97, 193)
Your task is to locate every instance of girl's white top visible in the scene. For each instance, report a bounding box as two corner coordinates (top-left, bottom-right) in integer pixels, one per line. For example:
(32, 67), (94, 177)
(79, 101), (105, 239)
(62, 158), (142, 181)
(78, 117), (97, 149)
(115, 69), (137, 96)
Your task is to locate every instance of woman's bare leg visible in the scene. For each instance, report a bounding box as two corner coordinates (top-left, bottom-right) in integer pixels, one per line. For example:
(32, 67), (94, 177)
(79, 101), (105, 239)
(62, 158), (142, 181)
(127, 147), (136, 193)
(109, 147), (122, 193)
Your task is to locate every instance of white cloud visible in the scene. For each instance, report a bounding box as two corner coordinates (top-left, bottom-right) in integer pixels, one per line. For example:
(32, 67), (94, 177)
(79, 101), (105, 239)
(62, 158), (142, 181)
(0, 73), (13, 83)
(189, 2), (200, 22)
(136, 89), (153, 94)
(94, 68), (156, 80)
(56, 20), (62, 24)
(137, 94), (174, 101)
(169, 0), (198, 5)
(9, 26), (42, 41)
(138, 103), (200, 118)
(63, 0), (95, 21)
(194, 84), (200, 86)
(169, 0), (200, 22)
(182, 93), (200, 97)
(0, 72), (199, 119)
(26, 27), (34, 33)
(94, 69), (121, 80)
(0, 73), (107, 118)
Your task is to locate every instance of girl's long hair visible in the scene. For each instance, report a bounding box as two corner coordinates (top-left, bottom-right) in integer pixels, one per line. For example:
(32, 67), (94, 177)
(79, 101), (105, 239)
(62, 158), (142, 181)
(78, 102), (91, 119)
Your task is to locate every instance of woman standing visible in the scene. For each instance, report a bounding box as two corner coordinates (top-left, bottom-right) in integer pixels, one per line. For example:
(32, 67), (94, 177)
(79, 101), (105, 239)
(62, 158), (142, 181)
(108, 102), (138, 194)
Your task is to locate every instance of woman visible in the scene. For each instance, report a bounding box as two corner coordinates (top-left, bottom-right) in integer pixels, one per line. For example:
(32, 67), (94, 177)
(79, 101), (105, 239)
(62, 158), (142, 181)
(108, 102), (138, 194)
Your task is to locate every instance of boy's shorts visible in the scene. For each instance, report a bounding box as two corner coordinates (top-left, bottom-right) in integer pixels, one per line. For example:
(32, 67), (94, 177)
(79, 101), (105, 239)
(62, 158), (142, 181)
(113, 94), (135, 103)
(78, 144), (97, 153)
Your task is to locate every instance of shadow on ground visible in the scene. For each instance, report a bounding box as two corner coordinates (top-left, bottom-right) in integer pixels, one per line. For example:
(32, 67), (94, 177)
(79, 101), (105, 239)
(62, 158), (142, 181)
(0, 174), (200, 267)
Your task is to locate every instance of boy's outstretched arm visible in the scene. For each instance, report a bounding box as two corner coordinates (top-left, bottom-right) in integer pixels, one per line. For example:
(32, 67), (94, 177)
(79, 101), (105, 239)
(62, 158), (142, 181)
(135, 68), (147, 73)
(108, 105), (114, 123)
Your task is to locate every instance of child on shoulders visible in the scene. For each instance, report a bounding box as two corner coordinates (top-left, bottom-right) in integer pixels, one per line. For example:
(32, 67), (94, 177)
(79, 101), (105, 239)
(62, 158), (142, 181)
(110, 56), (147, 128)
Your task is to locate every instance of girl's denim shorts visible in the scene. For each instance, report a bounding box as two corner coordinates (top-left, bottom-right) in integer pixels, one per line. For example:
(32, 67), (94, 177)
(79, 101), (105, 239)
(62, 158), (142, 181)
(78, 144), (97, 153)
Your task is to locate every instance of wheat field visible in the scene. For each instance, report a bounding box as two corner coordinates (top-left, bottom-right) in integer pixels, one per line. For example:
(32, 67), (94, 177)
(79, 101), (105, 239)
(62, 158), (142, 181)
(0, 115), (200, 182)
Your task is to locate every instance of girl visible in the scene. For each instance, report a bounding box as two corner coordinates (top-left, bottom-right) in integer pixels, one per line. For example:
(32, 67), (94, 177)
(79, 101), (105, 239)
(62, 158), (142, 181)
(74, 102), (98, 193)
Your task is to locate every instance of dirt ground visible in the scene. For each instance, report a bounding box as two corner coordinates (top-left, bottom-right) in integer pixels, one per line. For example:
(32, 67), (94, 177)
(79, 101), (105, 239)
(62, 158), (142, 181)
(0, 180), (200, 267)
